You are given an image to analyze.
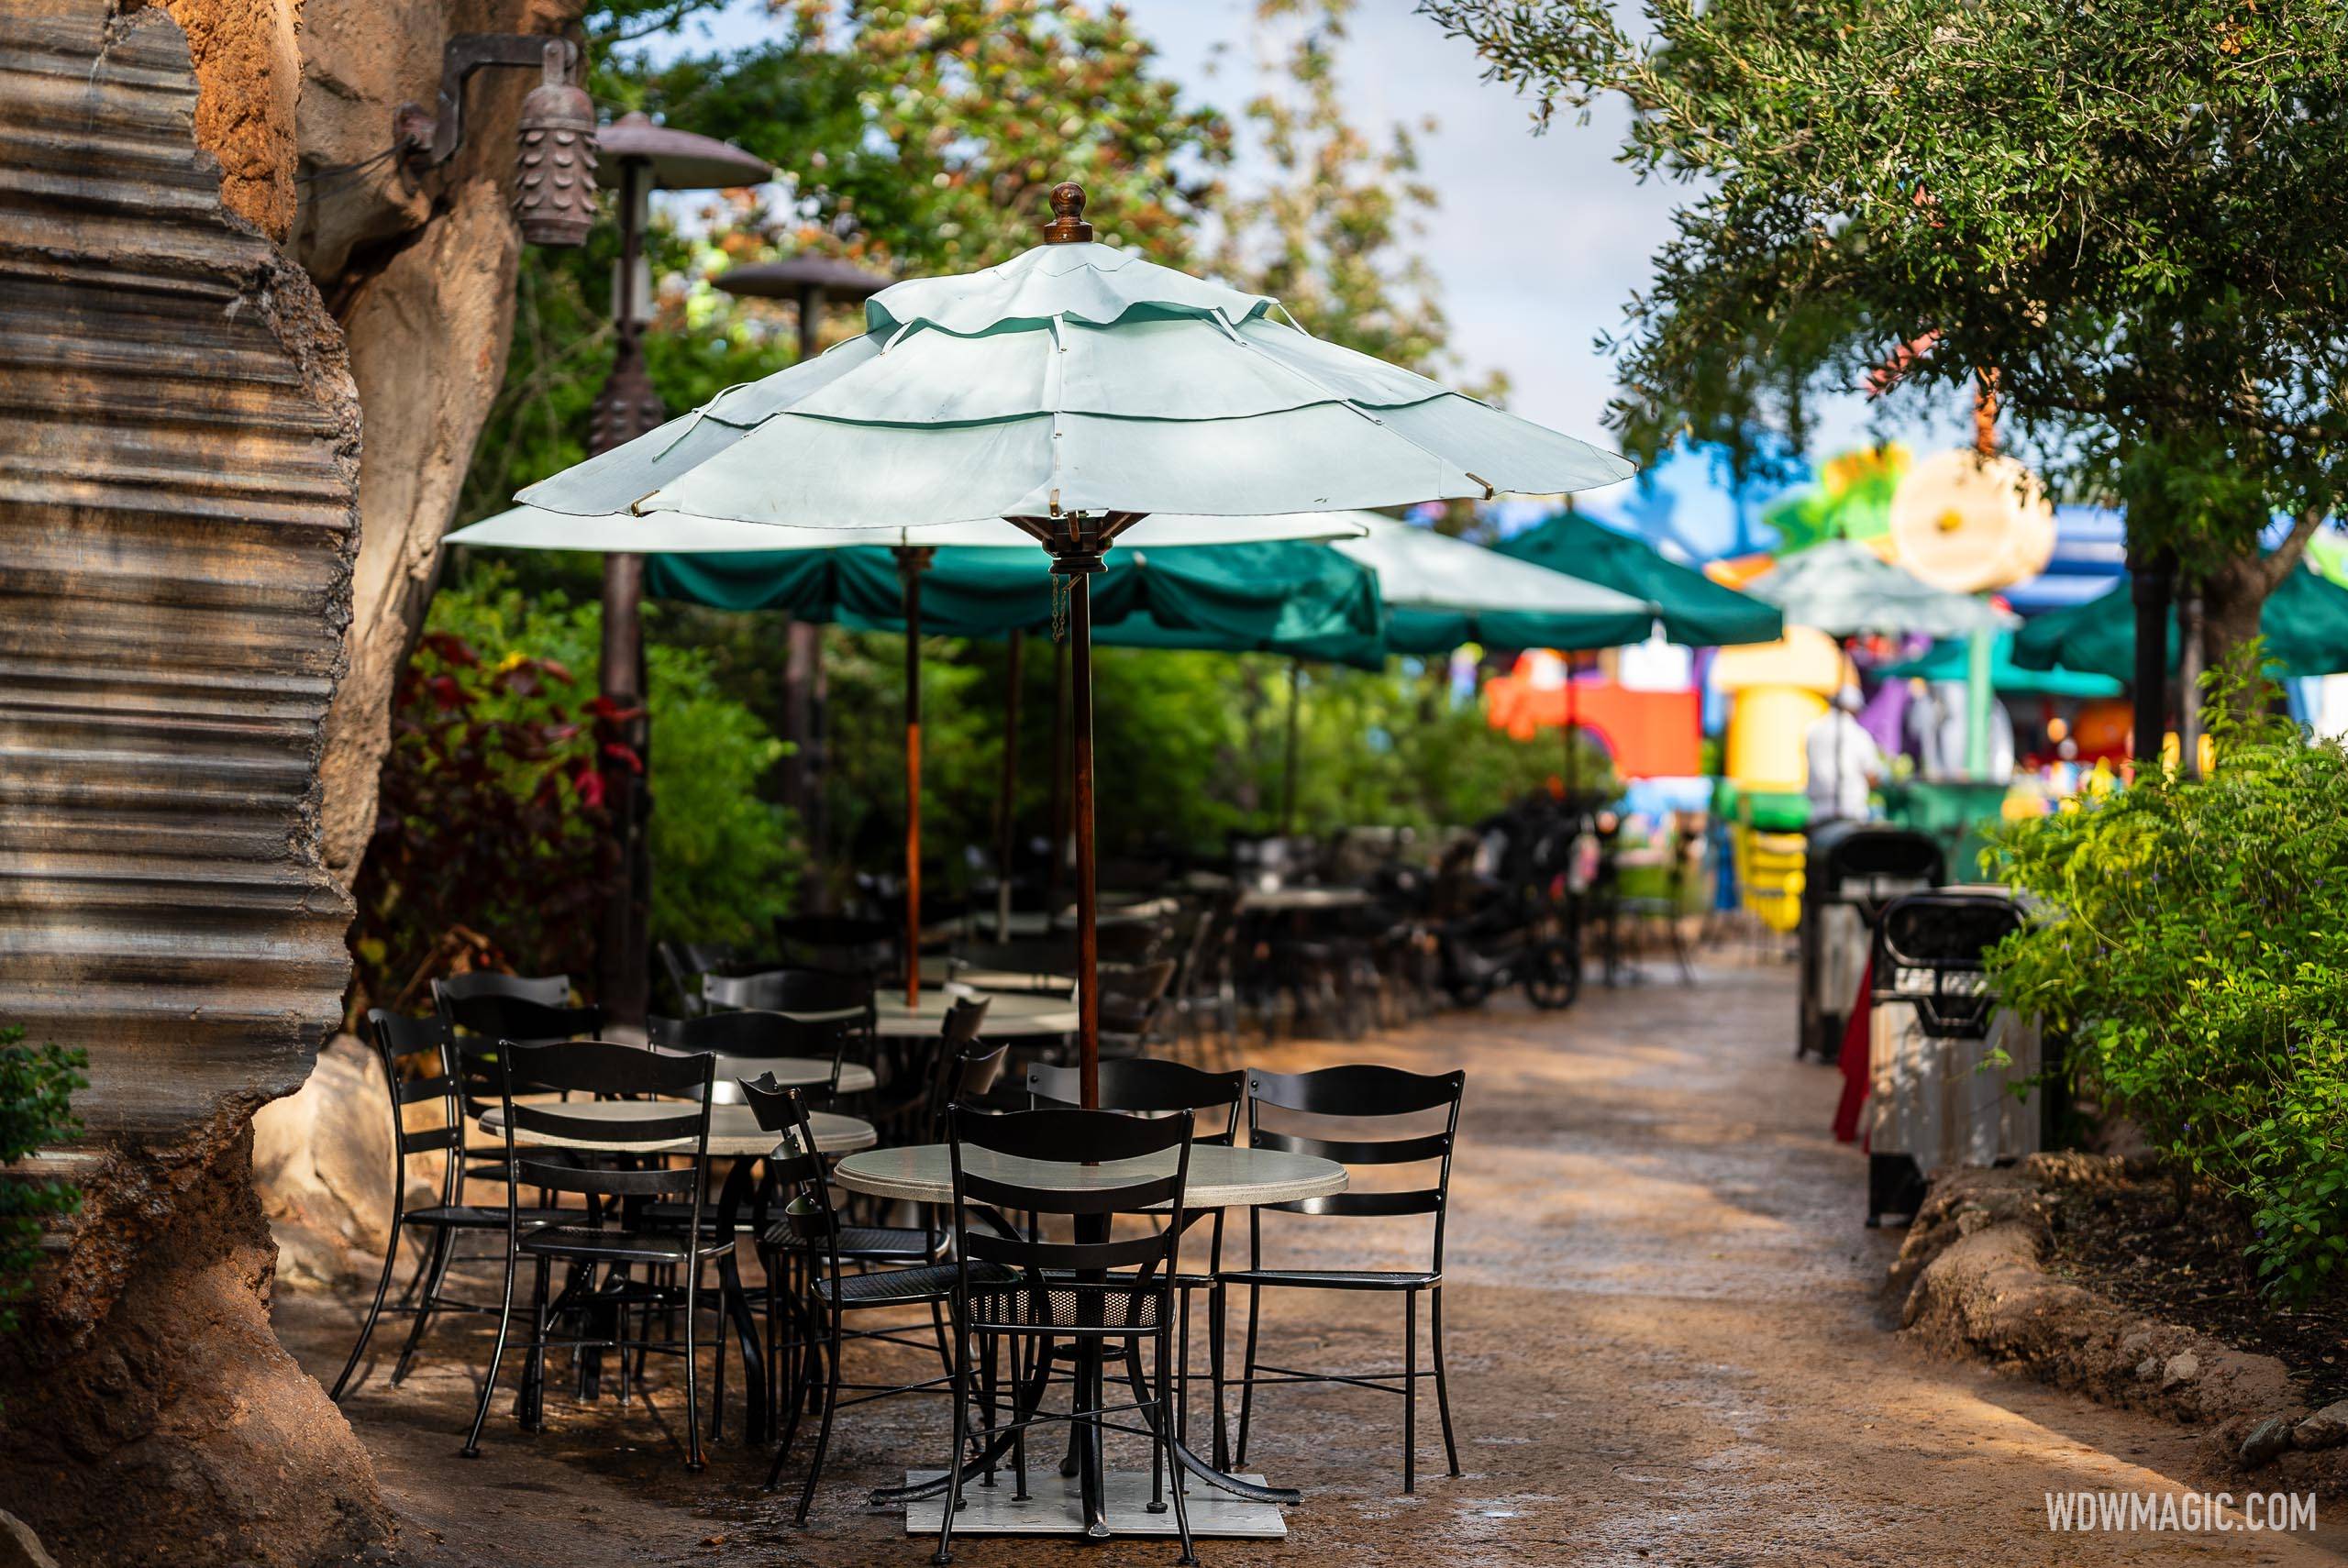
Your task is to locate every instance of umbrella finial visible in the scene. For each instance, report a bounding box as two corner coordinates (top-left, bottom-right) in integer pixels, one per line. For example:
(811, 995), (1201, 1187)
(1042, 182), (1093, 244)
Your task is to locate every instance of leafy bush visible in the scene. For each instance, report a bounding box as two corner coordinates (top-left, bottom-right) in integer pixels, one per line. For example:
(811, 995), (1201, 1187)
(0, 1024), (85, 1333)
(351, 570), (797, 1010)
(1985, 657), (2348, 1299)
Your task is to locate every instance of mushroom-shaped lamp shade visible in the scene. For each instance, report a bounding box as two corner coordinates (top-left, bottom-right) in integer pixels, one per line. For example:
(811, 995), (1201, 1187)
(715, 256), (895, 304)
(593, 111), (770, 191)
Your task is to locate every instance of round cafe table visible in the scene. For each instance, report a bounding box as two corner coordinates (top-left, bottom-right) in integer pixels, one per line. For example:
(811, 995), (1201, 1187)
(832, 1143), (1346, 1541)
(1236, 885), (1370, 913)
(709, 1054), (878, 1097)
(475, 1099), (873, 1444)
(869, 987), (1078, 1039)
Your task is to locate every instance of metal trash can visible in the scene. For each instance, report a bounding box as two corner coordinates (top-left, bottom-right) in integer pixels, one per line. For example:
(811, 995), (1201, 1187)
(1863, 888), (2037, 1226)
(1796, 823), (1944, 1062)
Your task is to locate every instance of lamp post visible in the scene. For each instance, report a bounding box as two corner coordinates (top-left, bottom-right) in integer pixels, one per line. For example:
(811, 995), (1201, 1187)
(714, 256), (892, 900)
(586, 114), (770, 1025)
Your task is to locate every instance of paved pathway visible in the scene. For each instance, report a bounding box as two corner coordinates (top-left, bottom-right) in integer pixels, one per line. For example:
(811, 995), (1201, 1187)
(279, 959), (2348, 1565)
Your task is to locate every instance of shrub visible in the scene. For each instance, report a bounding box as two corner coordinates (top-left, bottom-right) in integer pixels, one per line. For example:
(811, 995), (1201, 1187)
(0, 1025), (85, 1333)
(350, 571), (799, 1010)
(1985, 655), (2348, 1300)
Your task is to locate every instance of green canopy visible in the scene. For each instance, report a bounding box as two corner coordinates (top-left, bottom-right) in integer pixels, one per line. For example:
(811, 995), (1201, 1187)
(1496, 513), (1783, 647)
(1879, 632), (2122, 698)
(1330, 513), (1656, 655)
(2011, 567), (2348, 680)
(646, 537), (1390, 667)
(1744, 539), (2016, 640)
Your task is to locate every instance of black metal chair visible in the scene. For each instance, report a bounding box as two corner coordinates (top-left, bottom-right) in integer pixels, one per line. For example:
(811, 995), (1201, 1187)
(462, 1040), (725, 1472)
(1224, 1064), (1465, 1493)
(937, 1104), (1199, 1566)
(1027, 1058), (1242, 1450)
(743, 1082), (1013, 1524)
(1097, 958), (1179, 1059)
(648, 1009), (859, 1101)
(657, 940), (752, 1016)
(775, 914), (898, 977)
(328, 1009), (568, 1401)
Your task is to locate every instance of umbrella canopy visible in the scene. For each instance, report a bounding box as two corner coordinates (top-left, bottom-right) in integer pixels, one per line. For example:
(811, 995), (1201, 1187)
(1744, 540), (2017, 640)
(519, 204), (1633, 530)
(1495, 513), (1782, 646)
(1328, 513), (1656, 655)
(2011, 566), (2348, 680)
(646, 537), (1389, 666)
(1879, 632), (2123, 698)
(512, 180), (1637, 1110)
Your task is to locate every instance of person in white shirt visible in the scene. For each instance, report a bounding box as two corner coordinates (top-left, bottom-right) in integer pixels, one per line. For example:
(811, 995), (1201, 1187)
(1805, 687), (1884, 822)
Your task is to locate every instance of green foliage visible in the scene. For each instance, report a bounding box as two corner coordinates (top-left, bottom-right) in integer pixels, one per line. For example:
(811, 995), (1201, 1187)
(1424, 0), (2348, 607)
(352, 571), (796, 1004)
(1984, 652), (2348, 1299)
(0, 1024), (85, 1334)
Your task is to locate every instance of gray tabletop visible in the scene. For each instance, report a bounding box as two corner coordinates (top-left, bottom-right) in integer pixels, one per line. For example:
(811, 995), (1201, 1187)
(477, 1100), (875, 1157)
(714, 1054), (878, 1096)
(833, 1143), (1346, 1209)
(1238, 886), (1371, 913)
(872, 988), (1078, 1038)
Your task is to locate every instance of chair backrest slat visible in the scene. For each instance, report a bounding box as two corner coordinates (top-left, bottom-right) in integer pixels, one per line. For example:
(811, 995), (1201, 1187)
(1250, 1127), (1452, 1166)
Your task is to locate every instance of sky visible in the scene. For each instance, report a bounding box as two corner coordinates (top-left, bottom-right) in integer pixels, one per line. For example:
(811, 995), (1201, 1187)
(644, 1), (1978, 556)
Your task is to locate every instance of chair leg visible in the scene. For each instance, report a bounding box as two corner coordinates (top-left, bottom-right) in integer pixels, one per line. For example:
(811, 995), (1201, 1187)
(1155, 1326), (1197, 1568)
(522, 1255), (551, 1432)
(935, 1311), (970, 1567)
(390, 1225), (455, 1386)
(979, 1328), (1000, 1488)
(1208, 1282), (1229, 1472)
(682, 1249), (706, 1474)
(766, 1290), (817, 1491)
(329, 1212), (404, 1402)
(1431, 1284), (1461, 1477)
(460, 1223), (520, 1458)
(794, 1311), (843, 1526)
(1233, 1282), (1261, 1466)
(1403, 1286), (1418, 1494)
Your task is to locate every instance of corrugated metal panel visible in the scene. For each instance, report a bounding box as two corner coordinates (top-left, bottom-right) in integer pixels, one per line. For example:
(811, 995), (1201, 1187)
(0, 0), (360, 1138)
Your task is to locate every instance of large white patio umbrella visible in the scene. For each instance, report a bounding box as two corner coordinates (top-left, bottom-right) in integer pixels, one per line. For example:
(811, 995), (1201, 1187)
(518, 182), (1635, 1106)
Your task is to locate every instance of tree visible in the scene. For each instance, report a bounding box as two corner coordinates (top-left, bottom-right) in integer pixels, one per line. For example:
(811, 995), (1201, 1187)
(1423, 0), (2348, 667)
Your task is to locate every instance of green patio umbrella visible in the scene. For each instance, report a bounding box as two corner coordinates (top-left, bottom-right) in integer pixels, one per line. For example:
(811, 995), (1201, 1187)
(454, 505), (1376, 960)
(517, 181), (1637, 1110)
(1879, 632), (2122, 699)
(2011, 566), (2348, 681)
(1497, 512), (1783, 646)
(1743, 540), (2017, 640)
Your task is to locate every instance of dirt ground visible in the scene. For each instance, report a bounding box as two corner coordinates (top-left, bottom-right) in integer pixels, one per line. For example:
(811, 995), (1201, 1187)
(274, 959), (2348, 1567)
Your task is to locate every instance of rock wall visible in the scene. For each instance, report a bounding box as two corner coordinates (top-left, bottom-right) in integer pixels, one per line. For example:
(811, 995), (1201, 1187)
(0, 3), (381, 1562)
(0, 0), (570, 1560)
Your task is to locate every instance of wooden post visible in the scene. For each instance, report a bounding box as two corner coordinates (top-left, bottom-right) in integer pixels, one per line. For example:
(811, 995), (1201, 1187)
(1280, 657), (1303, 836)
(1561, 654), (1579, 803)
(1047, 635), (1069, 927)
(2129, 549), (2173, 767)
(1070, 575), (1100, 1108)
(995, 629), (1024, 941)
(896, 547), (930, 1006)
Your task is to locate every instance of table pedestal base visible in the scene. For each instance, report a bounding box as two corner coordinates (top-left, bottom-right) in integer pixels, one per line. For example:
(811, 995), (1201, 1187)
(901, 1471), (1287, 1539)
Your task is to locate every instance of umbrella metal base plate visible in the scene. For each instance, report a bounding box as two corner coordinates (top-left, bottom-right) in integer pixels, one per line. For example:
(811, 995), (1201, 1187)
(901, 1470), (1288, 1538)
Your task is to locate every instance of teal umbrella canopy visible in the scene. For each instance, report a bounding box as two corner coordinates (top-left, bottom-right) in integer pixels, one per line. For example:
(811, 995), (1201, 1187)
(1879, 632), (2123, 698)
(1328, 513), (1656, 655)
(646, 536), (1390, 667)
(2011, 566), (2348, 680)
(1745, 540), (2016, 640)
(520, 231), (1636, 531)
(1496, 513), (1780, 646)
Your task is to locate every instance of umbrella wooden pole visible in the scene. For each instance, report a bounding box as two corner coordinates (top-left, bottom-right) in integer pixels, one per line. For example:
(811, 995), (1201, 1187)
(1562, 656), (1579, 804)
(896, 548), (931, 1006)
(1047, 636), (1069, 927)
(1070, 577), (1101, 1108)
(1280, 657), (1302, 836)
(995, 629), (1024, 941)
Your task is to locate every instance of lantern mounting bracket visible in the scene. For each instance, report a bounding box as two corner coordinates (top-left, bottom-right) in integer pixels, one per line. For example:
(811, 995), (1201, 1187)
(394, 34), (582, 174)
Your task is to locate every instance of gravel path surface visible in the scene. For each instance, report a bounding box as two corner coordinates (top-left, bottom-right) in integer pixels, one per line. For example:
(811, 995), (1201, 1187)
(277, 960), (2348, 1565)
